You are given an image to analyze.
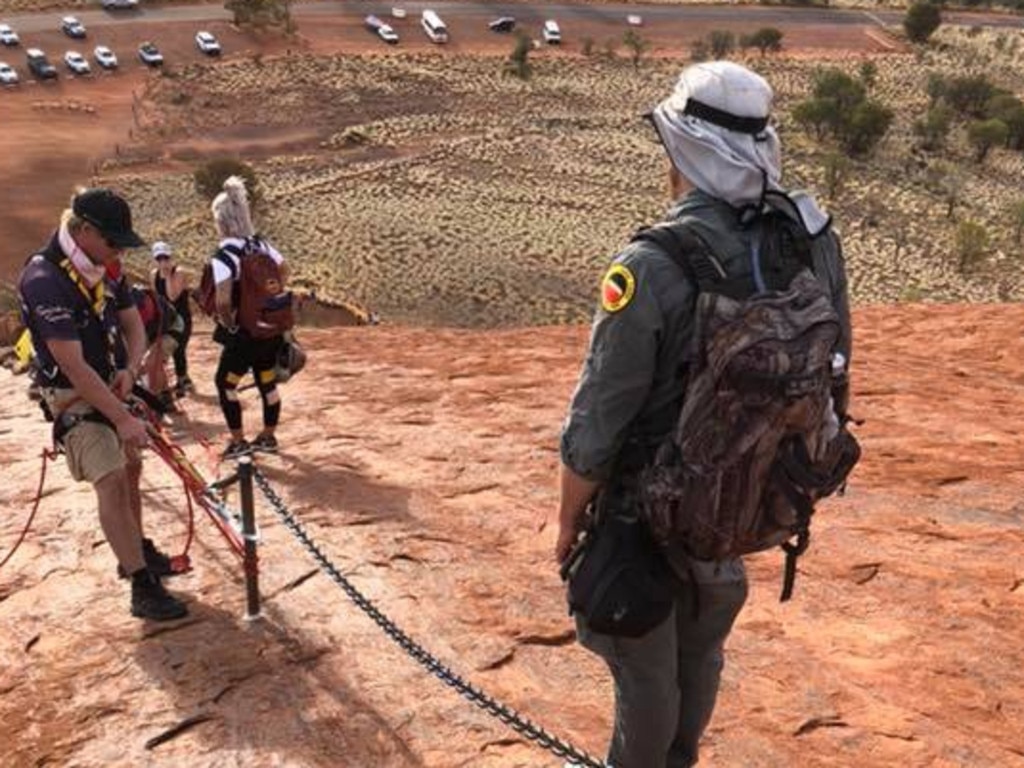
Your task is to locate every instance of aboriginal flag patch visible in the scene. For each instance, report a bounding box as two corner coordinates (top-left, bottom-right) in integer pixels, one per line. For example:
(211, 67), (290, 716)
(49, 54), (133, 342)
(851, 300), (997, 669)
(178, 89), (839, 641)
(600, 264), (636, 313)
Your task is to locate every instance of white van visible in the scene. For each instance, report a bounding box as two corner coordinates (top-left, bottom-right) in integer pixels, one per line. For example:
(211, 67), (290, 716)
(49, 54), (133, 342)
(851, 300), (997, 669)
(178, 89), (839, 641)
(543, 20), (561, 44)
(421, 9), (448, 43)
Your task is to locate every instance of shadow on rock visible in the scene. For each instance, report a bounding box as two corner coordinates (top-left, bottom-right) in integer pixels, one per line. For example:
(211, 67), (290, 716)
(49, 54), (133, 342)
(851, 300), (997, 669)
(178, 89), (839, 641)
(132, 599), (424, 767)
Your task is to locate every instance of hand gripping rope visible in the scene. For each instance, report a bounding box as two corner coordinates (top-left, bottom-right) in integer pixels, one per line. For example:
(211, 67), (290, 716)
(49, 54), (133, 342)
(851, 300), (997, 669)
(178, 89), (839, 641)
(251, 466), (608, 768)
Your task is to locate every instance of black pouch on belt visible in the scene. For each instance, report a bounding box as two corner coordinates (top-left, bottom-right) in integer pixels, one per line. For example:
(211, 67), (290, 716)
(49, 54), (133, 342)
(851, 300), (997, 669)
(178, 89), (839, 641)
(561, 513), (674, 638)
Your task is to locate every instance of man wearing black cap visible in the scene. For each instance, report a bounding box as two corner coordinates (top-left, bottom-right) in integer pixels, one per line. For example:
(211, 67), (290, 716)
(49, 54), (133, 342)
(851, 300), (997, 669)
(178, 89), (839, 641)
(556, 62), (852, 767)
(18, 188), (188, 622)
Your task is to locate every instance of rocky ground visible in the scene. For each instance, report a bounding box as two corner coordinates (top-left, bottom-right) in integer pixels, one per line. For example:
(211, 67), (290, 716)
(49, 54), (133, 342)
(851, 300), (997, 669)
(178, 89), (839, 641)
(1, 306), (1023, 767)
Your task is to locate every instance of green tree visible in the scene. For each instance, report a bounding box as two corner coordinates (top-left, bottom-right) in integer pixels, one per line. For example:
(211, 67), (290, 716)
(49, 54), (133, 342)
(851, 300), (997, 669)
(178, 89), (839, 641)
(955, 220), (989, 273)
(622, 29), (651, 69)
(742, 27), (784, 55)
(840, 101), (894, 156)
(926, 73), (947, 107)
(709, 30), (736, 58)
(506, 33), (533, 80)
(813, 68), (867, 117)
(967, 118), (1009, 162)
(904, 1), (942, 44)
(194, 158), (261, 206)
(913, 103), (953, 151)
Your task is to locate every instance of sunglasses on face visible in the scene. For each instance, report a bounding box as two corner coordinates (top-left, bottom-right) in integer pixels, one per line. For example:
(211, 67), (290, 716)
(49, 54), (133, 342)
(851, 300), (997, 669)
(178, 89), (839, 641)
(155, 255), (171, 262)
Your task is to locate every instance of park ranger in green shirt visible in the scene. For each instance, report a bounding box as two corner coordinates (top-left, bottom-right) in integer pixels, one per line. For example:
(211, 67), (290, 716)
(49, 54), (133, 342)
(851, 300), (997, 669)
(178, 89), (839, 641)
(556, 61), (851, 768)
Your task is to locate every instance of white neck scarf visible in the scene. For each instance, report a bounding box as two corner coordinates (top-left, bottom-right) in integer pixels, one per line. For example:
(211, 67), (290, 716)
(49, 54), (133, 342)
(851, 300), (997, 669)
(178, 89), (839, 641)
(59, 221), (107, 287)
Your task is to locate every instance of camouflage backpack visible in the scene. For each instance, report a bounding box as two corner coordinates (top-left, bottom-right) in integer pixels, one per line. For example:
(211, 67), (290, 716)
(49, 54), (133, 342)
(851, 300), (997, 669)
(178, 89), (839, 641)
(633, 200), (860, 601)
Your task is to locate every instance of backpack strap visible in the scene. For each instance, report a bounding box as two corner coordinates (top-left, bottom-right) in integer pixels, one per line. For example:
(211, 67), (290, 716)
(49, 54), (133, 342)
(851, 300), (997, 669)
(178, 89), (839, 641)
(631, 221), (753, 299)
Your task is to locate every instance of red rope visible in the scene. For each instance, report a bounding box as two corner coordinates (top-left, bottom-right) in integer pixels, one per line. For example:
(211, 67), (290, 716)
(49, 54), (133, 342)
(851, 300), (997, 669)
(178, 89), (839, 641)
(0, 449), (57, 573)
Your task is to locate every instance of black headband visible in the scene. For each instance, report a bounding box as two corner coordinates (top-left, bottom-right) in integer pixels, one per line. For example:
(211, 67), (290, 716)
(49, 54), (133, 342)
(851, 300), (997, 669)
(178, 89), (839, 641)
(683, 98), (769, 135)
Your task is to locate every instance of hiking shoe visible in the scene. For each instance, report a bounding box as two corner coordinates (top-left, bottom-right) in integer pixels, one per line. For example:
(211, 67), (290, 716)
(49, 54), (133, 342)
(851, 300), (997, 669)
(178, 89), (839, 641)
(222, 439), (251, 460)
(130, 570), (188, 621)
(251, 433), (278, 454)
(117, 538), (179, 579)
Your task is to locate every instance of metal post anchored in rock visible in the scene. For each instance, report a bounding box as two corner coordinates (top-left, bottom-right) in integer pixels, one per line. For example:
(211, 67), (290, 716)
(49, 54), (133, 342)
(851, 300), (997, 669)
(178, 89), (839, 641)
(237, 455), (261, 621)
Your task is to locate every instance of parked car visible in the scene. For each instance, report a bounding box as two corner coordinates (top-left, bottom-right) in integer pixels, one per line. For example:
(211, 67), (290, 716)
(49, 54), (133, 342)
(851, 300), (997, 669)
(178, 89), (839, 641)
(391, 7), (406, 19)
(0, 23), (20, 46)
(626, 14), (643, 27)
(364, 15), (399, 44)
(0, 61), (18, 84)
(138, 41), (163, 67)
(543, 20), (561, 44)
(26, 48), (57, 79)
(94, 45), (118, 69)
(61, 16), (87, 39)
(102, 0), (139, 9)
(195, 30), (221, 55)
(64, 50), (90, 74)
(488, 17), (516, 33)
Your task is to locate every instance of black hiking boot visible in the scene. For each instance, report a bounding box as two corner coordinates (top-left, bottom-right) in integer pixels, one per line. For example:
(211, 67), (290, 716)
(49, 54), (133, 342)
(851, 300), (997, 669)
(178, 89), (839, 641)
(130, 570), (188, 621)
(117, 538), (180, 579)
(222, 439), (251, 461)
(251, 433), (278, 454)
(174, 376), (194, 398)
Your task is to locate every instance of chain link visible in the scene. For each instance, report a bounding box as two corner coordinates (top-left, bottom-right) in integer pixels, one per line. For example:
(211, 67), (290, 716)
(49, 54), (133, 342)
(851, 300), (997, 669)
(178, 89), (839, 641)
(252, 467), (607, 768)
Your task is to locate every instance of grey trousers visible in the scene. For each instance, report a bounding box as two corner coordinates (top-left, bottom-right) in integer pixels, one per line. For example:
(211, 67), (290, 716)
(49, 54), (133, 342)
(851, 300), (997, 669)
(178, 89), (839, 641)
(576, 567), (749, 768)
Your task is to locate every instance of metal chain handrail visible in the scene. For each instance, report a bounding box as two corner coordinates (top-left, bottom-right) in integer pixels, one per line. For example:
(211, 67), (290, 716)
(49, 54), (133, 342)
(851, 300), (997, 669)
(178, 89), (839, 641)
(252, 466), (607, 768)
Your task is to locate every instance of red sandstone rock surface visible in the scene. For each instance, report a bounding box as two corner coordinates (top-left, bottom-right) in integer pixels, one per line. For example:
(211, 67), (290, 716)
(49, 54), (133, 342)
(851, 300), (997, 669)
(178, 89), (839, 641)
(2, 305), (1023, 767)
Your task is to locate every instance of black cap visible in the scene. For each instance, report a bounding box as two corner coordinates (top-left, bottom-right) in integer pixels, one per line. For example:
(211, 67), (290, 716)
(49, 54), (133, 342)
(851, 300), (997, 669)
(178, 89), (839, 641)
(72, 188), (145, 249)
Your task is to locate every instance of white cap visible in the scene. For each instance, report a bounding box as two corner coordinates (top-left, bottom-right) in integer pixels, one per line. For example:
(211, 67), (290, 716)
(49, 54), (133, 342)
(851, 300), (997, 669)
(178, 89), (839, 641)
(151, 241), (173, 259)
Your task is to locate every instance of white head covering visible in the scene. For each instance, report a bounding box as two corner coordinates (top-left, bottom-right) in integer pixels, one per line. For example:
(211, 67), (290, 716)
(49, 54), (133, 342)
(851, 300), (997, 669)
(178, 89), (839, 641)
(651, 61), (781, 209)
(211, 176), (255, 239)
(151, 241), (173, 259)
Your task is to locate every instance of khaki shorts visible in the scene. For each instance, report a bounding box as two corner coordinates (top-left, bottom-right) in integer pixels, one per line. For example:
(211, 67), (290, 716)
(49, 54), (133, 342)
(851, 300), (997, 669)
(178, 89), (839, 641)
(43, 390), (137, 485)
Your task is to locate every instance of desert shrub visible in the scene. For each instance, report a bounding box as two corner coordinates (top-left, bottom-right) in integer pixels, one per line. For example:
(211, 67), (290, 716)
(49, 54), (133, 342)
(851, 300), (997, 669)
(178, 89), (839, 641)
(194, 158), (262, 205)
(225, 0), (294, 31)
(580, 36), (595, 57)
(740, 27), (784, 56)
(506, 33), (532, 80)
(1009, 200), (1024, 243)
(904, 1), (942, 44)
(913, 103), (953, 151)
(859, 61), (878, 89)
(823, 152), (850, 202)
(622, 29), (651, 69)
(943, 75), (997, 118)
(690, 39), (709, 62)
(984, 93), (1024, 149)
(841, 101), (894, 156)
(709, 30), (735, 58)
(955, 220), (989, 273)
(967, 118), (1009, 162)
(792, 98), (833, 140)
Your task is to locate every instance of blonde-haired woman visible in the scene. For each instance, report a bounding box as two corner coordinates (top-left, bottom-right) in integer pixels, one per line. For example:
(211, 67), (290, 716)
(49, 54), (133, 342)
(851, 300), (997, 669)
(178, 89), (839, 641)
(207, 176), (291, 459)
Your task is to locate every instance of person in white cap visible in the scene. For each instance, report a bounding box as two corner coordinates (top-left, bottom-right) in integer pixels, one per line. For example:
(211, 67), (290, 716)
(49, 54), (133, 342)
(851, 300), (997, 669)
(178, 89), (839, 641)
(149, 240), (194, 397)
(555, 62), (852, 767)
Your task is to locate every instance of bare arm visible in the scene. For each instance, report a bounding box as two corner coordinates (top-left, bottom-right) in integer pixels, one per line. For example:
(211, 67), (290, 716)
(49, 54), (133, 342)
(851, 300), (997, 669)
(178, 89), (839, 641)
(118, 305), (147, 377)
(215, 280), (235, 328)
(555, 463), (600, 563)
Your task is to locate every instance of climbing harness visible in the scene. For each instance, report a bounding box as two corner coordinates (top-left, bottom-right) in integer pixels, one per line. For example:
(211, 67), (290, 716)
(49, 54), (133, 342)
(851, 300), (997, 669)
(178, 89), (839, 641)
(252, 466), (607, 768)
